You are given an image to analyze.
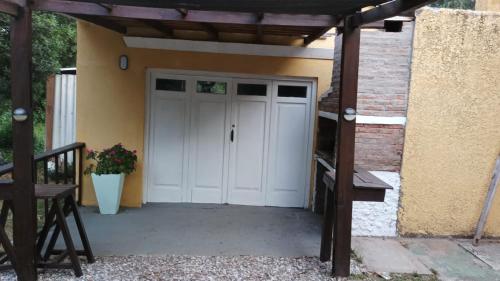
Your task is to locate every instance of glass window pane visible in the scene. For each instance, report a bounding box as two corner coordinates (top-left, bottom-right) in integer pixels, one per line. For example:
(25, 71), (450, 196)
(196, 81), (227, 95)
(237, 83), (267, 96)
(156, 78), (186, 92)
(277, 85), (307, 98)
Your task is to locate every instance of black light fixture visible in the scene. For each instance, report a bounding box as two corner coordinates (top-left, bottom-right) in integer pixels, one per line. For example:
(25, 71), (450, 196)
(119, 55), (129, 70)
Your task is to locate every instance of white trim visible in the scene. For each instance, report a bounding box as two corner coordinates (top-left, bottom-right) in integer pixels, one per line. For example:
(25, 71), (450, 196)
(123, 37), (334, 60)
(305, 80), (317, 208)
(142, 68), (317, 209)
(356, 115), (406, 125)
(60, 67), (76, 72)
(318, 111), (406, 125)
(319, 111), (338, 121)
(147, 68), (317, 84)
(142, 69), (152, 204)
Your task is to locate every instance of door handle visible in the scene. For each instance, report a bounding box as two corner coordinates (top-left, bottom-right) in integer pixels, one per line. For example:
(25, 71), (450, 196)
(230, 129), (234, 142)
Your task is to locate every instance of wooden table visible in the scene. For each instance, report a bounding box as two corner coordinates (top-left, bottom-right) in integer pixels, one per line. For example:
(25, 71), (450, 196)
(320, 166), (392, 262)
(35, 184), (95, 277)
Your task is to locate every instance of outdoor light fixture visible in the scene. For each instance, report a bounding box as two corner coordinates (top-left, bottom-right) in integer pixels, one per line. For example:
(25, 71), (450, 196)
(12, 108), (28, 122)
(343, 108), (356, 122)
(119, 55), (128, 70)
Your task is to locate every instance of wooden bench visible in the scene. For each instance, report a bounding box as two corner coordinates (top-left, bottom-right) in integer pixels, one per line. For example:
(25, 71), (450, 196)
(322, 166), (392, 202)
(320, 166), (392, 262)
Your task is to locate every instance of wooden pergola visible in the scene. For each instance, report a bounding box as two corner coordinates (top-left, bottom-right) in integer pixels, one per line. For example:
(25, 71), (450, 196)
(0, 0), (432, 280)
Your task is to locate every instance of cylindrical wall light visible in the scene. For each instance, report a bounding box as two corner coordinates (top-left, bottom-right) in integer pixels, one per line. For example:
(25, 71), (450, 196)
(119, 55), (129, 70)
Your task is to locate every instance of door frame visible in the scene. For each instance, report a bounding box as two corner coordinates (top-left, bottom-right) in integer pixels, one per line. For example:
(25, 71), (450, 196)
(143, 68), (317, 208)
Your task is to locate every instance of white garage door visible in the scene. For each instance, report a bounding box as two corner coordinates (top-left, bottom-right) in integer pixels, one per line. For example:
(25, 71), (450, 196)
(146, 71), (313, 207)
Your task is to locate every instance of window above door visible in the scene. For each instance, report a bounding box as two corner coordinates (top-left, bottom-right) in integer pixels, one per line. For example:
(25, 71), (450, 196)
(155, 78), (186, 92)
(277, 85), (308, 98)
(237, 83), (268, 96)
(196, 81), (227, 95)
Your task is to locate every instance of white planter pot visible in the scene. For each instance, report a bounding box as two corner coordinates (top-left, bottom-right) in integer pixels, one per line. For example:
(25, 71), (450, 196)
(91, 173), (125, 215)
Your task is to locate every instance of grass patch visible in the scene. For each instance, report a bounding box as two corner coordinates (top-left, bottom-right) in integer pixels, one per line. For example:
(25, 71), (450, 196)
(1, 200), (51, 238)
(351, 249), (364, 264)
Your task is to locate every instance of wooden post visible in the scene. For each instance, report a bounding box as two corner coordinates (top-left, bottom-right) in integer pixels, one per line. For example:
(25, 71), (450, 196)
(11, 5), (37, 281)
(473, 155), (500, 245)
(320, 186), (335, 262)
(332, 15), (360, 277)
(45, 74), (56, 150)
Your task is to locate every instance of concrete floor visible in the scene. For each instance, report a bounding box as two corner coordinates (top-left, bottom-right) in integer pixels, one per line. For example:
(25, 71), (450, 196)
(64, 203), (322, 257)
(352, 237), (500, 281)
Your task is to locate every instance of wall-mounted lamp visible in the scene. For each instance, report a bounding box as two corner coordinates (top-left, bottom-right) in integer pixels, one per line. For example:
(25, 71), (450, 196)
(119, 55), (128, 70)
(12, 108), (28, 122)
(343, 108), (356, 122)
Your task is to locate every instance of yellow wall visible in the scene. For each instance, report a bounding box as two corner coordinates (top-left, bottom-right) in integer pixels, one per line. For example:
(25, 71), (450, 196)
(76, 21), (333, 207)
(399, 9), (500, 236)
(476, 0), (500, 12)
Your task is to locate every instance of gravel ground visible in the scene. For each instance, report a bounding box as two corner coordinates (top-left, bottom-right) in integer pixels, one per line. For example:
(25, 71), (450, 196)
(2, 256), (366, 281)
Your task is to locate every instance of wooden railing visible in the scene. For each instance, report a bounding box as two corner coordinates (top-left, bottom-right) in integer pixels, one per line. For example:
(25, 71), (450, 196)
(0, 142), (86, 205)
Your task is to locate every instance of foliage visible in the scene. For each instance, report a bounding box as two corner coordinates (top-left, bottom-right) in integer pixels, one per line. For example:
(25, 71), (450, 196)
(84, 144), (138, 176)
(430, 0), (475, 9)
(0, 104), (45, 163)
(0, 12), (76, 162)
(0, 12), (76, 112)
(0, 107), (12, 163)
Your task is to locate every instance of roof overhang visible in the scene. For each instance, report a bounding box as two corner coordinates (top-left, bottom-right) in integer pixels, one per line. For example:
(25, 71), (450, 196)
(30, 0), (431, 45)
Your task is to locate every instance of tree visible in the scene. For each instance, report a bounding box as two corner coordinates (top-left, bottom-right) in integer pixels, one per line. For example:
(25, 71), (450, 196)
(430, 0), (476, 9)
(0, 12), (76, 161)
(0, 12), (76, 113)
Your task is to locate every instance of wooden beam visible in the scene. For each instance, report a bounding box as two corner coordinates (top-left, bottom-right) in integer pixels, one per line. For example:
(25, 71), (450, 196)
(96, 2), (112, 12)
(175, 8), (188, 17)
(0, 0), (20, 16)
(52, 0), (386, 15)
(332, 14), (360, 278)
(198, 23), (218, 40)
(140, 19), (174, 37)
(172, 8), (218, 40)
(354, 0), (432, 27)
(303, 26), (332, 46)
(10, 5), (37, 281)
(255, 13), (264, 43)
(32, 0), (338, 27)
(71, 14), (127, 33)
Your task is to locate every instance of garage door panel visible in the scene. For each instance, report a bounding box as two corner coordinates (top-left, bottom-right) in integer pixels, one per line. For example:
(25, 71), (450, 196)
(234, 101), (266, 190)
(227, 79), (271, 206)
(193, 101), (227, 189)
(149, 98), (186, 202)
(273, 103), (308, 191)
(266, 82), (312, 208)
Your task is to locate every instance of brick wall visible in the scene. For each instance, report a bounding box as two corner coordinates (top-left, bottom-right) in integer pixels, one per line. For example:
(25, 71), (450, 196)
(318, 22), (414, 171)
(357, 23), (413, 117)
(355, 124), (405, 171)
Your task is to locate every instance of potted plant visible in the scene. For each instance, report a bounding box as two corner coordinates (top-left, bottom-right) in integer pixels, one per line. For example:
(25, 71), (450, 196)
(84, 143), (137, 214)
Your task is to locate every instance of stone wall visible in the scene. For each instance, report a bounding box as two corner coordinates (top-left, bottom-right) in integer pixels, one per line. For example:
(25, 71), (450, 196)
(399, 8), (500, 236)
